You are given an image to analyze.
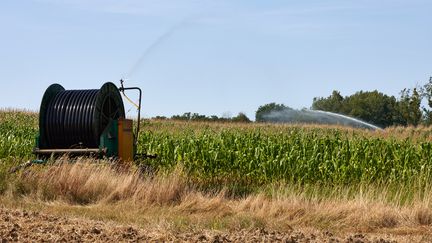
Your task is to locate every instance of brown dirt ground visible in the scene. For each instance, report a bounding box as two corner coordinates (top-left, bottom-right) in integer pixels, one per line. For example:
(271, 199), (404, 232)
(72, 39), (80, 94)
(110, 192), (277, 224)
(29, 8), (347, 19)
(0, 206), (419, 243)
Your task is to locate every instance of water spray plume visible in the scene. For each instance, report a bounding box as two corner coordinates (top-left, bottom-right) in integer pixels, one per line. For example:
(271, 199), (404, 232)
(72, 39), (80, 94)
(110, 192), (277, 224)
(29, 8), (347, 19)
(119, 18), (191, 116)
(263, 108), (382, 130)
(125, 18), (191, 79)
(313, 110), (382, 130)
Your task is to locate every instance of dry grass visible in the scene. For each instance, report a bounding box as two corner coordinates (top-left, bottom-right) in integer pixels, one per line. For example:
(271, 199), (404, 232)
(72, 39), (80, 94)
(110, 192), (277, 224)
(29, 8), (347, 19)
(2, 158), (432, 239)
(11, 158), (187, 206)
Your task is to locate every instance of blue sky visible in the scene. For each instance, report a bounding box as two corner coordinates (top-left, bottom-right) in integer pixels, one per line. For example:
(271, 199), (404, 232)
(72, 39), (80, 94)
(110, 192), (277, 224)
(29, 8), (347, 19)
(1, 0), (431, 119)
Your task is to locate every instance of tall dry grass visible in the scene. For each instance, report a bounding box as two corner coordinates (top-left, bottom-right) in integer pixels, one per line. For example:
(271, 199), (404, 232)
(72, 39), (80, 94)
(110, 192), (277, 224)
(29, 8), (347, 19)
(4, 158), (432, 236)
(12, 158), (187, 205)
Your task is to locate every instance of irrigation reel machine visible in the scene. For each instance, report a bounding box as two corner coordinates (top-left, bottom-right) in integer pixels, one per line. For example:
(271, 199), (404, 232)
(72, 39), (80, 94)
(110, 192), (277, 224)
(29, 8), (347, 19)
(33, 80), (146, 163)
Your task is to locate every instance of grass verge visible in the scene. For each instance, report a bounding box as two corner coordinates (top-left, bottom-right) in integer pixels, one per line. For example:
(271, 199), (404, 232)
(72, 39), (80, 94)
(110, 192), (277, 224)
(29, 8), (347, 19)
(1, 158), (432, 239)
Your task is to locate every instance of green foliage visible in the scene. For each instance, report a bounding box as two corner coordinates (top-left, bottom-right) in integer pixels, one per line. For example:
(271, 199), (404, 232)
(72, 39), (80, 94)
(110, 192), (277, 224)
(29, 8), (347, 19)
(420, 77), (432, 125)
(344, 90), (402, 127)
(0, 111), (37, 159)
(138, 124), (432, 186)
(231, 112), (251, 123)
(312, 90), (344, 112)
(170, 112), (250, 123)
(255, 103), (288, 122)
(312, 89), (423, 127)
(399, 88), (422, 126)
(2, 110), (432, 190)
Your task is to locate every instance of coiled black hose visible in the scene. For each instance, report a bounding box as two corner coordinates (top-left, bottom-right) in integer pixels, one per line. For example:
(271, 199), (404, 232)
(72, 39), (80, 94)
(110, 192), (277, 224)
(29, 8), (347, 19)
(39, 82), (125, 149)
(45, 89), (98, 148)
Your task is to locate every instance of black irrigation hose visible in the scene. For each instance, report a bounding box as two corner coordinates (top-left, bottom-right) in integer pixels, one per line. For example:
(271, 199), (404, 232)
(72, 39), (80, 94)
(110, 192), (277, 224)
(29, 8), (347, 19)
(45, 89), (99, 148)
(39, 82), (125, 149)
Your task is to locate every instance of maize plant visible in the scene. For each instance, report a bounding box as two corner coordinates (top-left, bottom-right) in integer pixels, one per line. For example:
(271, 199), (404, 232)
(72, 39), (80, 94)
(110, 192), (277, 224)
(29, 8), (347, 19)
(2, 111), (432, 188)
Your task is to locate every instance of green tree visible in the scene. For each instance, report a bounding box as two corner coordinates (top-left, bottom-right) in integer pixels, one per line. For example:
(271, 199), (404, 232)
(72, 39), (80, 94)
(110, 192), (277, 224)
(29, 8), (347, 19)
(312, 90), (344, 113)
(399, 88), (422, 126)
(171, 112), (192, 121)
(344, 91), (401, 128)
(410, 88), (422, 126)
(232, 112), (251, 123)
(313, 90), (404, 128)
(255, 103), (287, 122)
(421, 77), (432, 125)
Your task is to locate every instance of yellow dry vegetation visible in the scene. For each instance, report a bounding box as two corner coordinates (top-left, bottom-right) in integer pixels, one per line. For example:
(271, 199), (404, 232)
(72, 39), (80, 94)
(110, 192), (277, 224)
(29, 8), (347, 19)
(2, 158), (432, 241)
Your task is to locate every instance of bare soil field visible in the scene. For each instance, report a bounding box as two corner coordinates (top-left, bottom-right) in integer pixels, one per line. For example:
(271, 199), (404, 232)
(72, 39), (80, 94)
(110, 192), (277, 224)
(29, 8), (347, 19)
(0, 206), (421, 243)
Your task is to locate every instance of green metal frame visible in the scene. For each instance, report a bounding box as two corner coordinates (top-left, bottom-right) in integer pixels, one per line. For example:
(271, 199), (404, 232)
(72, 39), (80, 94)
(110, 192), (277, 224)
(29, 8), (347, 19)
(34, 119), (119, 158)
(99, 119), (118, 157)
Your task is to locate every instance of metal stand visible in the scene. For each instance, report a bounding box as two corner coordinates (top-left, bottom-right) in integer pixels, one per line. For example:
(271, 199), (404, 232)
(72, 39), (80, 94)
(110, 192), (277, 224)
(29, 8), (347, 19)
(119, 79), (142, 147)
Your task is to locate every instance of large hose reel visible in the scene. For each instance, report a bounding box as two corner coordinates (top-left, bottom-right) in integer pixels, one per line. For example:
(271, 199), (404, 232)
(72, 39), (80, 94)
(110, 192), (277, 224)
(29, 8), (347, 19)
(34, 82), (138, 161)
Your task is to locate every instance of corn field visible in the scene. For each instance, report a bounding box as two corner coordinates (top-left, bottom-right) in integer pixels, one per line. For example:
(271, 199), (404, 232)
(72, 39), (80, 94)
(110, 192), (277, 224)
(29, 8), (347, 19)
(2, 110), (432, 188)
(139, 121), (432, 187)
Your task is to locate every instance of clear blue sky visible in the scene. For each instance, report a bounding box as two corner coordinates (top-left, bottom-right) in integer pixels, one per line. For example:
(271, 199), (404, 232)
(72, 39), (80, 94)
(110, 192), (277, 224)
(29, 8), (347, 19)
(1, 0), (431, 119)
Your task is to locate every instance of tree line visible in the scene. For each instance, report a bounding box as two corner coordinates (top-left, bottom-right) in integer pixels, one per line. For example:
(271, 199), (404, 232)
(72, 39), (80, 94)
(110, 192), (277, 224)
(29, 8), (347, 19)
(256, 77), (432, 128)
(153, 112), (251, 123)
(155, 77), (432, 127)
(310, 78), (432, 127)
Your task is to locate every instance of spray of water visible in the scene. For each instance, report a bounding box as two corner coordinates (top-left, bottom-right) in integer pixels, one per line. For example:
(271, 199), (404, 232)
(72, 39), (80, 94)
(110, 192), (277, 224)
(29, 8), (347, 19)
(124, 19), (191, 79)
(312, 110), (382, 130)
(263, 108), (382, 130)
